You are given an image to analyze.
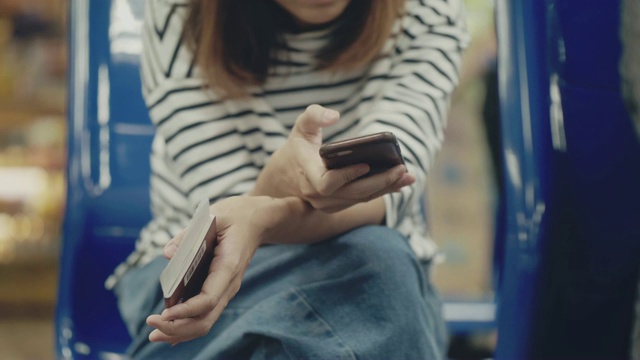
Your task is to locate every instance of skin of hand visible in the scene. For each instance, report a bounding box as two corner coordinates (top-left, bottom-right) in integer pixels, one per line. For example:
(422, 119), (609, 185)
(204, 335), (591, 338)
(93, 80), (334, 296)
(252, 104), (416, 213)
(146, 195), (283, 345)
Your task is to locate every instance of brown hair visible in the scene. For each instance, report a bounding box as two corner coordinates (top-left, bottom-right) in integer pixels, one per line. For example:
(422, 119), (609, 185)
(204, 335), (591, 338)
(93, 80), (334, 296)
(184, 0), (405, 98)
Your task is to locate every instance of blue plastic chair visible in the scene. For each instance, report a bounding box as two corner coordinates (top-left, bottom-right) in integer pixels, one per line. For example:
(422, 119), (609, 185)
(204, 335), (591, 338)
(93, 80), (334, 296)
(495, 0), (640, 358)
(55, 0), (152, 358)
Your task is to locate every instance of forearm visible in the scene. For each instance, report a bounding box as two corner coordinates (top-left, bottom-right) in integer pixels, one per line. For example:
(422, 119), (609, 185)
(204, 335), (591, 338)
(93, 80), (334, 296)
(258, 196), (386, 245)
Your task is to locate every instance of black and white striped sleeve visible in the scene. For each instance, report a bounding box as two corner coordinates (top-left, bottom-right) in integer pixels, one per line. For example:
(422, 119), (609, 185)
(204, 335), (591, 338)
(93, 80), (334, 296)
(359, 0), (470, 229)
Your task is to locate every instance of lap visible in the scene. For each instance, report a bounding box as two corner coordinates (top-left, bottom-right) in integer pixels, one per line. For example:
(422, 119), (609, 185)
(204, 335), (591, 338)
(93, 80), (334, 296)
(115, 225), (447, 360)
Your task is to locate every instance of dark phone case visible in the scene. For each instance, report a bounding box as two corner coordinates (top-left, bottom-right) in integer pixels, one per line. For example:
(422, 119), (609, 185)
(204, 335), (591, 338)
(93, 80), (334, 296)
(164, 219), (217, 309)
(319, 132), (404, 176)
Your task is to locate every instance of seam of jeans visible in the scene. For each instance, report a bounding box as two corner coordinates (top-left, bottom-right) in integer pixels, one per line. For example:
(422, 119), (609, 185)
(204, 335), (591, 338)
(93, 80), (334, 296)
(418, 271), (448, 357)
(292, 288), (358, 360)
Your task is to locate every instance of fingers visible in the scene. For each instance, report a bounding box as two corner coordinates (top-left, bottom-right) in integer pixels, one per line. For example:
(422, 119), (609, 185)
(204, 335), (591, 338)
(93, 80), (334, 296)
(302, 163), (371, 198)
(361, 172), (415, 201)
(161, 256), (240, 321)
(333, 164), (413, 201)
(163, 229), (186, 260)
(292, 104), (339, 141)
(152, 251), (246, 344)
(308, 165), (416, 212)
(147, 278), (240, 344)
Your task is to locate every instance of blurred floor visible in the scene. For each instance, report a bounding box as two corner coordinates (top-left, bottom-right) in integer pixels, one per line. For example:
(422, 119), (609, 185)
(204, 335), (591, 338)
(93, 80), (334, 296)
(0, 259), (57, 359)
(0, 319), (53, 360)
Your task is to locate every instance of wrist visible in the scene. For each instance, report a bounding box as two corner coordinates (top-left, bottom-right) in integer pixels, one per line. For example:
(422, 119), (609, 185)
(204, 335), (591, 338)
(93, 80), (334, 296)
(252, 149), (286, 197)
(253, 196), (309, 244)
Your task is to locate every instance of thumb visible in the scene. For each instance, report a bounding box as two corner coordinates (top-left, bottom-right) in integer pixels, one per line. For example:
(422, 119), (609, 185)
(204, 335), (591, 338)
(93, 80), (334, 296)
(164, 229), (186, 260)
(293, 104), (340, 141)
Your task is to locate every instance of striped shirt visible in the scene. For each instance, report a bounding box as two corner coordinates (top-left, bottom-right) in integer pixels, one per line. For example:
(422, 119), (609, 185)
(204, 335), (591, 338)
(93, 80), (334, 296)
(106, 0), (469, 289)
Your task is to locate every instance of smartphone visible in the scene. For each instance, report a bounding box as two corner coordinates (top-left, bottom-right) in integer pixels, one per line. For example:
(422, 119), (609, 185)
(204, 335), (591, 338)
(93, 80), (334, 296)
(319, 132), (404, 176)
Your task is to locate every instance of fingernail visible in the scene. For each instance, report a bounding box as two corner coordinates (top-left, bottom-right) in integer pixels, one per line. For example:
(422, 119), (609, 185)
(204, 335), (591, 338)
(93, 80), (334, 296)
(402, 174), (416, 186)
(358, 164), (370, 176)
(161, 309), (174, 321)
(165, 243), (177, 258)
(323, 109), (339, 123)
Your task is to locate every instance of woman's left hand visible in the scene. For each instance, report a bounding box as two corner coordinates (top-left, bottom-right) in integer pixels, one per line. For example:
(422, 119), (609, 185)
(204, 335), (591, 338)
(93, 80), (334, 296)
(252, 104), (415, 213)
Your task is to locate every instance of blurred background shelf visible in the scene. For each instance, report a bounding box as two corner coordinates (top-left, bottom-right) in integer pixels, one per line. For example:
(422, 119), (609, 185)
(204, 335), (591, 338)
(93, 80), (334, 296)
(0, 0), (66, 358)
(0, 100), (65, 121)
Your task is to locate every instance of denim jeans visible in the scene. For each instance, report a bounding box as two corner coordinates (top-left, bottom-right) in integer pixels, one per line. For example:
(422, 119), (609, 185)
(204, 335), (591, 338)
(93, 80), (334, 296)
(115, 225), (448, 359)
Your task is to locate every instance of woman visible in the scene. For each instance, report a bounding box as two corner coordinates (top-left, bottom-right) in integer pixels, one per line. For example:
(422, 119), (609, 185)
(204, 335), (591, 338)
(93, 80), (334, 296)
(108, 0), (469, 358)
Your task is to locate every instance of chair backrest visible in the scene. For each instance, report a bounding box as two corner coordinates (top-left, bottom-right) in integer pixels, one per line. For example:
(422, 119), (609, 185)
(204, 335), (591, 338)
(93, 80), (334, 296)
(55, 0), (152, 358)
(495, 0), (640, 358)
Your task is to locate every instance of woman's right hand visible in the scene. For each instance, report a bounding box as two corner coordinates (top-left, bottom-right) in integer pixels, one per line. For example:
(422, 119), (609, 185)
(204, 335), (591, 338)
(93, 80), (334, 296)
(252, 105), (415, 213)
(146, 195), (284, 345)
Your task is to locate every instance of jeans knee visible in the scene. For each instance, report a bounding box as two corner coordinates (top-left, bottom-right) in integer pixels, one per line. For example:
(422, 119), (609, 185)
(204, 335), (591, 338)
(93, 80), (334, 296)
(339, 225), (439, 306)
(339, 225), (415, 268)
(309, 226), (446, 358)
